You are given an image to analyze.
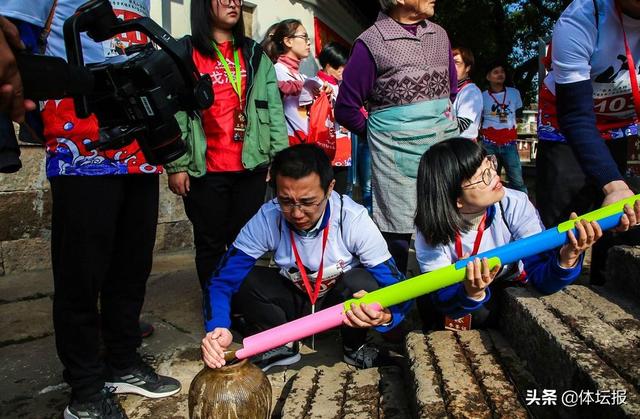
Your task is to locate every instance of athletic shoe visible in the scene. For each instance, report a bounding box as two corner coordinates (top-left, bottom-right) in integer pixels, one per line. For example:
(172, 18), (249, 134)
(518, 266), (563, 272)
(343, 344), (389, 369)
(63, 387), (127, 419)
(250, 342), (301, 372)
(139, 320), (154, 339)
(105, 357), (181, 399)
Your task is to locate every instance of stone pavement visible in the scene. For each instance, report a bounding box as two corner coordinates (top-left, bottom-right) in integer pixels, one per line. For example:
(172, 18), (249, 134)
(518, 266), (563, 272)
(0, 251), (404, 419)
(2, 247), (640, 418)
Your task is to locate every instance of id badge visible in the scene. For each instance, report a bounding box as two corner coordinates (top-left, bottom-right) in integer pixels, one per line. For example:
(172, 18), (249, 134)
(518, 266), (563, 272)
(444, 314), (472, 331)
(499, 113), (508, 123)
(233, 109), (247, 142)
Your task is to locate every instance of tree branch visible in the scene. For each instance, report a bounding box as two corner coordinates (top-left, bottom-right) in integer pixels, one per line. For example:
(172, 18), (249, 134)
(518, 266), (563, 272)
(528, 0), (561, 20)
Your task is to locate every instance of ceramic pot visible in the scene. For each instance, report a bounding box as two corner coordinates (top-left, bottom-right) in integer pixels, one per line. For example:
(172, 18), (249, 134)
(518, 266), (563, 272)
(188, 360), (272, 419)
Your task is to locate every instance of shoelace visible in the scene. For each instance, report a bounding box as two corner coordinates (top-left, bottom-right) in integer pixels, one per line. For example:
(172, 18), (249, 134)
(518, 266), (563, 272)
(138, 361), (158, 379)
(141, 353), (157, 366)
(100, 387), (122, 415)
(260, 345), (287, 359)
(352, 344), (379, 368)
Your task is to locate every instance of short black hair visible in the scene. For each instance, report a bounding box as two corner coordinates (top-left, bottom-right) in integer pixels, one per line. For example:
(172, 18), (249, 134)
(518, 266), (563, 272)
(190, 0), (246, 58)
(415, 138), (486, 246)
(452, 46), (475, 75)
(318, 42), (349, 70)
(270, 144), (334, 192)
(485, 60), (508, 76)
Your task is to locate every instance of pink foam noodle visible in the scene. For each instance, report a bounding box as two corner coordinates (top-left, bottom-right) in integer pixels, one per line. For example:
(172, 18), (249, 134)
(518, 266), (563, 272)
(235, 302), (383, 359)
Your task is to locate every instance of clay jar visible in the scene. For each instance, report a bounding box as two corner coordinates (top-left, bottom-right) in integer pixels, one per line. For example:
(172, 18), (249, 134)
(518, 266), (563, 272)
(188, 360), (272, 419)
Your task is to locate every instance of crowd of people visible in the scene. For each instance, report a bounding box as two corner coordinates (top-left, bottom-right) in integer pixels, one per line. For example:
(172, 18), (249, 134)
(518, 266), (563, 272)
(1, 0), (640, 418)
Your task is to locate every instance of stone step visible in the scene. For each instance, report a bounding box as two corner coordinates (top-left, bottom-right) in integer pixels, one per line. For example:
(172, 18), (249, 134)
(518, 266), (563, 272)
(606, 245), (640, 303)
(500, 284), (640, 418)
(405, 330), (531, 419)
(280, 364), (411, 419)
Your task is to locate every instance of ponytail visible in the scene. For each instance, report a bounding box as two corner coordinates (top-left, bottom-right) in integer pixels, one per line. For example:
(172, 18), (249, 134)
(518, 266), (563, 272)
(262, 19), (302, 63)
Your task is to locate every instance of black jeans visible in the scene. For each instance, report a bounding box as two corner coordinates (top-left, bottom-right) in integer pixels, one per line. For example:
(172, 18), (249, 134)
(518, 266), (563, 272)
(183, 170), (267, 289)
(234, 266), (380, 350)
(536, 139), (640, 284)
(333, 166), (349, 195)
(382, 232), (412, 276)
(50, 175), (159, 401)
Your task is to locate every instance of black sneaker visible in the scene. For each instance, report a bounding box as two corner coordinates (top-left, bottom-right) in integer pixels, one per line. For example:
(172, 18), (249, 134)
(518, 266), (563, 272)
(250, 343), (301, 372)
(105, 357), (181, 399)
(343, 344), (389, 369)
(63, 387), (127, 419)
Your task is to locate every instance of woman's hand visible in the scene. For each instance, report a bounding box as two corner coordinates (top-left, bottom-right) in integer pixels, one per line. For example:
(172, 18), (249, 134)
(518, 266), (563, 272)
(168, 172), (190, 197)
(343, 290), (392, 328)
(321, 82), (334, 98)
(312, 82), (334, 99)
(201, 328), (233, 369)
(613, 200), (640, 233)
(558, 213), (603, 268)
(463, 257), (501, 300)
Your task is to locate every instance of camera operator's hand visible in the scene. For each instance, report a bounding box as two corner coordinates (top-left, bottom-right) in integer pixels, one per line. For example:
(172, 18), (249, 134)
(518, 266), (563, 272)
(168, 172), (190, 196)
(0, 16), (35, 123)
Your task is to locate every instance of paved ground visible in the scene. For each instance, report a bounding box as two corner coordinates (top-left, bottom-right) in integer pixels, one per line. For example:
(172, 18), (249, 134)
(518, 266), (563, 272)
(0, 250), (405, 419)
(3, 244), (637, 419)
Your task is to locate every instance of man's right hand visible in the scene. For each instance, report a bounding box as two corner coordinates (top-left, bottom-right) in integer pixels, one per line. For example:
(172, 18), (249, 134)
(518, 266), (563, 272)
(201, 327), (233, 368)
(0, 16), (35, 123)
(602, 180), (636, 232)
(602, 180), (634, 205)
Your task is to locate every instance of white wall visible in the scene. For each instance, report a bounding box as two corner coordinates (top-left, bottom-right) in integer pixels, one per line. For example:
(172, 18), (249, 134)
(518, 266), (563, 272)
(150, 0), (191, 37)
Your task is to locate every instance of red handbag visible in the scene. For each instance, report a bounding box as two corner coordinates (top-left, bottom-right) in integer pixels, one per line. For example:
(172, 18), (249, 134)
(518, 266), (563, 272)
(306, 92), (336, 160)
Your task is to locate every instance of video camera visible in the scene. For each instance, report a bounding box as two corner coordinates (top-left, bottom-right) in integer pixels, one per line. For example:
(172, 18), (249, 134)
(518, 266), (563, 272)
(16, 0), (213, 165)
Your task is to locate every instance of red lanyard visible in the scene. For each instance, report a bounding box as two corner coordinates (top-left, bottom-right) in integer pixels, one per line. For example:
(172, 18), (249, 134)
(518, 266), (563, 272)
(455, 213), (487, 260)
(290, 225), (330, 306)
(488, 89), (507, 108)
(458, 79), (472, 91)
(616, 1), (640, 121)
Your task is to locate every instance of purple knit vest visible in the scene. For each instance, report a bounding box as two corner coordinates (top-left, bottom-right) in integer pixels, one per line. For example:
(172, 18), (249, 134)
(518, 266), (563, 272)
(358, 12), (451, 112)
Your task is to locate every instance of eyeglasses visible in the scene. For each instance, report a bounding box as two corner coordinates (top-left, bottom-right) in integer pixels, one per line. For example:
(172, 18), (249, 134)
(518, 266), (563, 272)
(462, 155), (498, 189)
(275, 196), (327, 213)
(218, 0), (243, 6)
(289, 33), (311, 43)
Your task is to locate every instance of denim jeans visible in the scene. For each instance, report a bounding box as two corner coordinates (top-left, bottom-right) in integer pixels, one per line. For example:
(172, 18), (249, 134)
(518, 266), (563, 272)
(349, 133), (372, 214)
(481, 140), (527, 193)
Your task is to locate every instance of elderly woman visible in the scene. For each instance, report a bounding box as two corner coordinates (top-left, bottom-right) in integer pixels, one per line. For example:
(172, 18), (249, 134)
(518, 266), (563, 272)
(336, 0), (459, 274)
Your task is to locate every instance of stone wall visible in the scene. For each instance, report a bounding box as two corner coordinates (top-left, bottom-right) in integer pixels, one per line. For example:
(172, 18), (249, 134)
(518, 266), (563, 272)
(0, 145), (193, 276)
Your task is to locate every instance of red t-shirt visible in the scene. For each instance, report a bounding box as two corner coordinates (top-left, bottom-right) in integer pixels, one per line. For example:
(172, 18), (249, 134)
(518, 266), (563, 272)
(193, 42), (247, 172)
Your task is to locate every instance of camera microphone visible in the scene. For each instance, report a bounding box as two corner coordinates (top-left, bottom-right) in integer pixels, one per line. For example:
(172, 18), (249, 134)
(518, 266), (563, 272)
(17, 54), (95, 100)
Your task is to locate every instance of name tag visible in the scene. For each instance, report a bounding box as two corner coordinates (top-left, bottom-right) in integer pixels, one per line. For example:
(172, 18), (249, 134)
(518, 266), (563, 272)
(444, 314), (472, 331)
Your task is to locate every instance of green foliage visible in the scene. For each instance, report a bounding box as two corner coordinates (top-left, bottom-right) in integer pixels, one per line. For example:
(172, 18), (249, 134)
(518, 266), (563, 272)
(433, 0), (572, 106)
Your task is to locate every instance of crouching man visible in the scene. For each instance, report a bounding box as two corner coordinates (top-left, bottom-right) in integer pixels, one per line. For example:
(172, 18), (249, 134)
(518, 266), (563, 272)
(201, 144), (411, 371)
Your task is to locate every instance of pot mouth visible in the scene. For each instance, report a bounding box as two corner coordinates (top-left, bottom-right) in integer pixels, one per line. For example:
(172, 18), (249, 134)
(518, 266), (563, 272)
(206, 358), (251, 374)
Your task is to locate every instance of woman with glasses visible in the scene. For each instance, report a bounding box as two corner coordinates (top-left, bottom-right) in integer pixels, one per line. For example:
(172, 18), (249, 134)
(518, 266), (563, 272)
(165, 0), (288, 290)
(263, 19), (333, 146)
(413, 138), (611, 331)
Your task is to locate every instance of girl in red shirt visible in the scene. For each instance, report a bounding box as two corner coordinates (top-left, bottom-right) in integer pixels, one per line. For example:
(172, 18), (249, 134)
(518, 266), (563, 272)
(166, 0), (288, 289)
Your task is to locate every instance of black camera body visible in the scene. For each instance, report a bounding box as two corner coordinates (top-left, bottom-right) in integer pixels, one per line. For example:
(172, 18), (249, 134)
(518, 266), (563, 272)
(85, 44), (191, 163)
(17, 0), (213, 165)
